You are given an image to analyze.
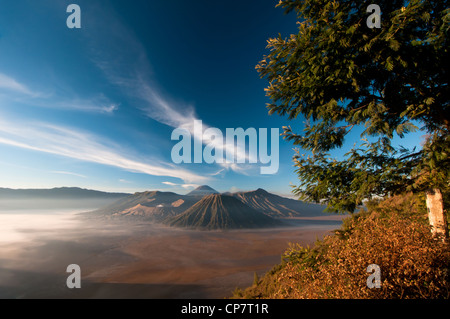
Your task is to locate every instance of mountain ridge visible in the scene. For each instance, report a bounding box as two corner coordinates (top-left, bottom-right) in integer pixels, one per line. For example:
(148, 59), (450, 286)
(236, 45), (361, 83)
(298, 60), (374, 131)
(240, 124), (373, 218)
(229, 189), (327, 218)
(90, 190), (199, 221)
(0, 187), (129, 199)
(81, 185), (328, 228)
(164, 194), (280, 230)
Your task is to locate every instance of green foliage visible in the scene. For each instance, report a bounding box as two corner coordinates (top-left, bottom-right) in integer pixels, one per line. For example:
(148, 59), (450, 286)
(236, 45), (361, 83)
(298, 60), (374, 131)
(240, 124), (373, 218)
(257, 0), (450, 213)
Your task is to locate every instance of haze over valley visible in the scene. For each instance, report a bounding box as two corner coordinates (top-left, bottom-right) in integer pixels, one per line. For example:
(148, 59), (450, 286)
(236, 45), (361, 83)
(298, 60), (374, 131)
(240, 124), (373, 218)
(0, 185), (344, 298)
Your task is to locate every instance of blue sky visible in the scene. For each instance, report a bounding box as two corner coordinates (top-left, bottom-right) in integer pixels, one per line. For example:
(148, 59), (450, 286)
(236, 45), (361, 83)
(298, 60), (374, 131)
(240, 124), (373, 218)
(0, 0), (424, 196)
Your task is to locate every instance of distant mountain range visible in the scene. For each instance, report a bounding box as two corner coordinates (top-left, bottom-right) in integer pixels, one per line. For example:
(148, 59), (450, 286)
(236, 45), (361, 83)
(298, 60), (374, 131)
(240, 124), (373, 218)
(0, 187), (131, 211)
(88, 185), (328, 230)
(0, 187), (129, 199)
(0, 185), (329, 229)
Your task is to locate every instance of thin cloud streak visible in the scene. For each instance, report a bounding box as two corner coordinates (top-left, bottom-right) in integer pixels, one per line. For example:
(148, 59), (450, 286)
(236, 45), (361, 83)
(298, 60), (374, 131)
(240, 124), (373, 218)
(110, 72), (258, 170)
(162, 181), (199, 189)
(162, 181), (178, 186)
(50, 171), (87, 178)
(86, 5), (258, 174)
(0, 72), (119, 114)
(0, 120), (207, 183)
(55, 98), (119, 114)
(0, 73), (38, 97)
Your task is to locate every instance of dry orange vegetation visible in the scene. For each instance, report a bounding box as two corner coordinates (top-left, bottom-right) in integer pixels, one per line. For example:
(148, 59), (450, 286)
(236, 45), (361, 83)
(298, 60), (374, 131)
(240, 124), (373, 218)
(233, 193), (450, 299)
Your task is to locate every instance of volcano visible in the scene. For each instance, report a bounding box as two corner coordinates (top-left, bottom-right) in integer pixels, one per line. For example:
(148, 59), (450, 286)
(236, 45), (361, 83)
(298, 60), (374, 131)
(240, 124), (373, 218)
(230, 188), (327, 218)
(186, 185), (219, 196)
(164, 194), (280, 230)
(89, 190), (199, 221)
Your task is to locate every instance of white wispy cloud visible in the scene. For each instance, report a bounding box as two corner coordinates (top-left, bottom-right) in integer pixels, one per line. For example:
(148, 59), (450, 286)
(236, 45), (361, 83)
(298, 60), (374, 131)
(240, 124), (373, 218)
(0, 73), (38, 97)
(119, 179), (133, 184)
(141, 94), (261, 174)
(55, 97), (119, 114)
(162, 181), (199, 189)
(96, 58), (257, 172)
(0, 119), (208, 183)
(50, 171), (87, 178)
(162, 181), (178, 186)
(137, 80), (198, 129)
(0, 72), (119, 114)
(210, 168), (226, 176)
(218, 163), (255, 176)
(83, 4), (258, 175)
(181, 183), (199, 189)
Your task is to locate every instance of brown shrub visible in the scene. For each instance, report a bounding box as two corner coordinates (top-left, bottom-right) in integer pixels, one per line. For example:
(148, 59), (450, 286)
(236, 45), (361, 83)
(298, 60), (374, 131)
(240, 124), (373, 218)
(235, 194), (450, 299)
(277, 214), (449, 298)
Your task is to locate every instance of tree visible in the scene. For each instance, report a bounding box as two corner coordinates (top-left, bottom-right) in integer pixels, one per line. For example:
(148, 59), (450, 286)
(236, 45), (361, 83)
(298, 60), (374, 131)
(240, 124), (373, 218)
(257, 0), (449, 240)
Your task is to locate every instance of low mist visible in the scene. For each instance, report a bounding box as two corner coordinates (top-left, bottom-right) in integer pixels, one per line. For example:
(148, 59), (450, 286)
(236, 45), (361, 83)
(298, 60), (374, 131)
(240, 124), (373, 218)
(0, 200), (342, 299)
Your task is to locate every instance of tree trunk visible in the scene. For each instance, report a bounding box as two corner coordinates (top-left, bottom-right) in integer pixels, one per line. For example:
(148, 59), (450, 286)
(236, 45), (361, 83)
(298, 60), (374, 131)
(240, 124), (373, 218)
(425, 188), (448, 242)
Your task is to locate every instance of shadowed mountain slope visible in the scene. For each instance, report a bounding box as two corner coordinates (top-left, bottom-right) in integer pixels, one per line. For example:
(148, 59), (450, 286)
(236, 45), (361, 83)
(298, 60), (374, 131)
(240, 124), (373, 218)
(88, 191), (199, 221)
(164, 194), (281, 230)
(230, 188), (327, 218)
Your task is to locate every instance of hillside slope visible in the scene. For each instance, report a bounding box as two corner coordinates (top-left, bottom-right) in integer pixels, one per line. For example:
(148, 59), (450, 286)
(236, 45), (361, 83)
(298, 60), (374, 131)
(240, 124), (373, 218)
(231, 188), (327, 218)
(231, 193), (450, 299)
(164, 194), (281, 230)
(88, 191), (199, 221)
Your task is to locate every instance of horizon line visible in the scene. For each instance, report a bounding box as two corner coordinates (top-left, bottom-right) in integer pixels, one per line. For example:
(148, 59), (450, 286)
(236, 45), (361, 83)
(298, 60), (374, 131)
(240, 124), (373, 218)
(0, 185), (296, 198)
